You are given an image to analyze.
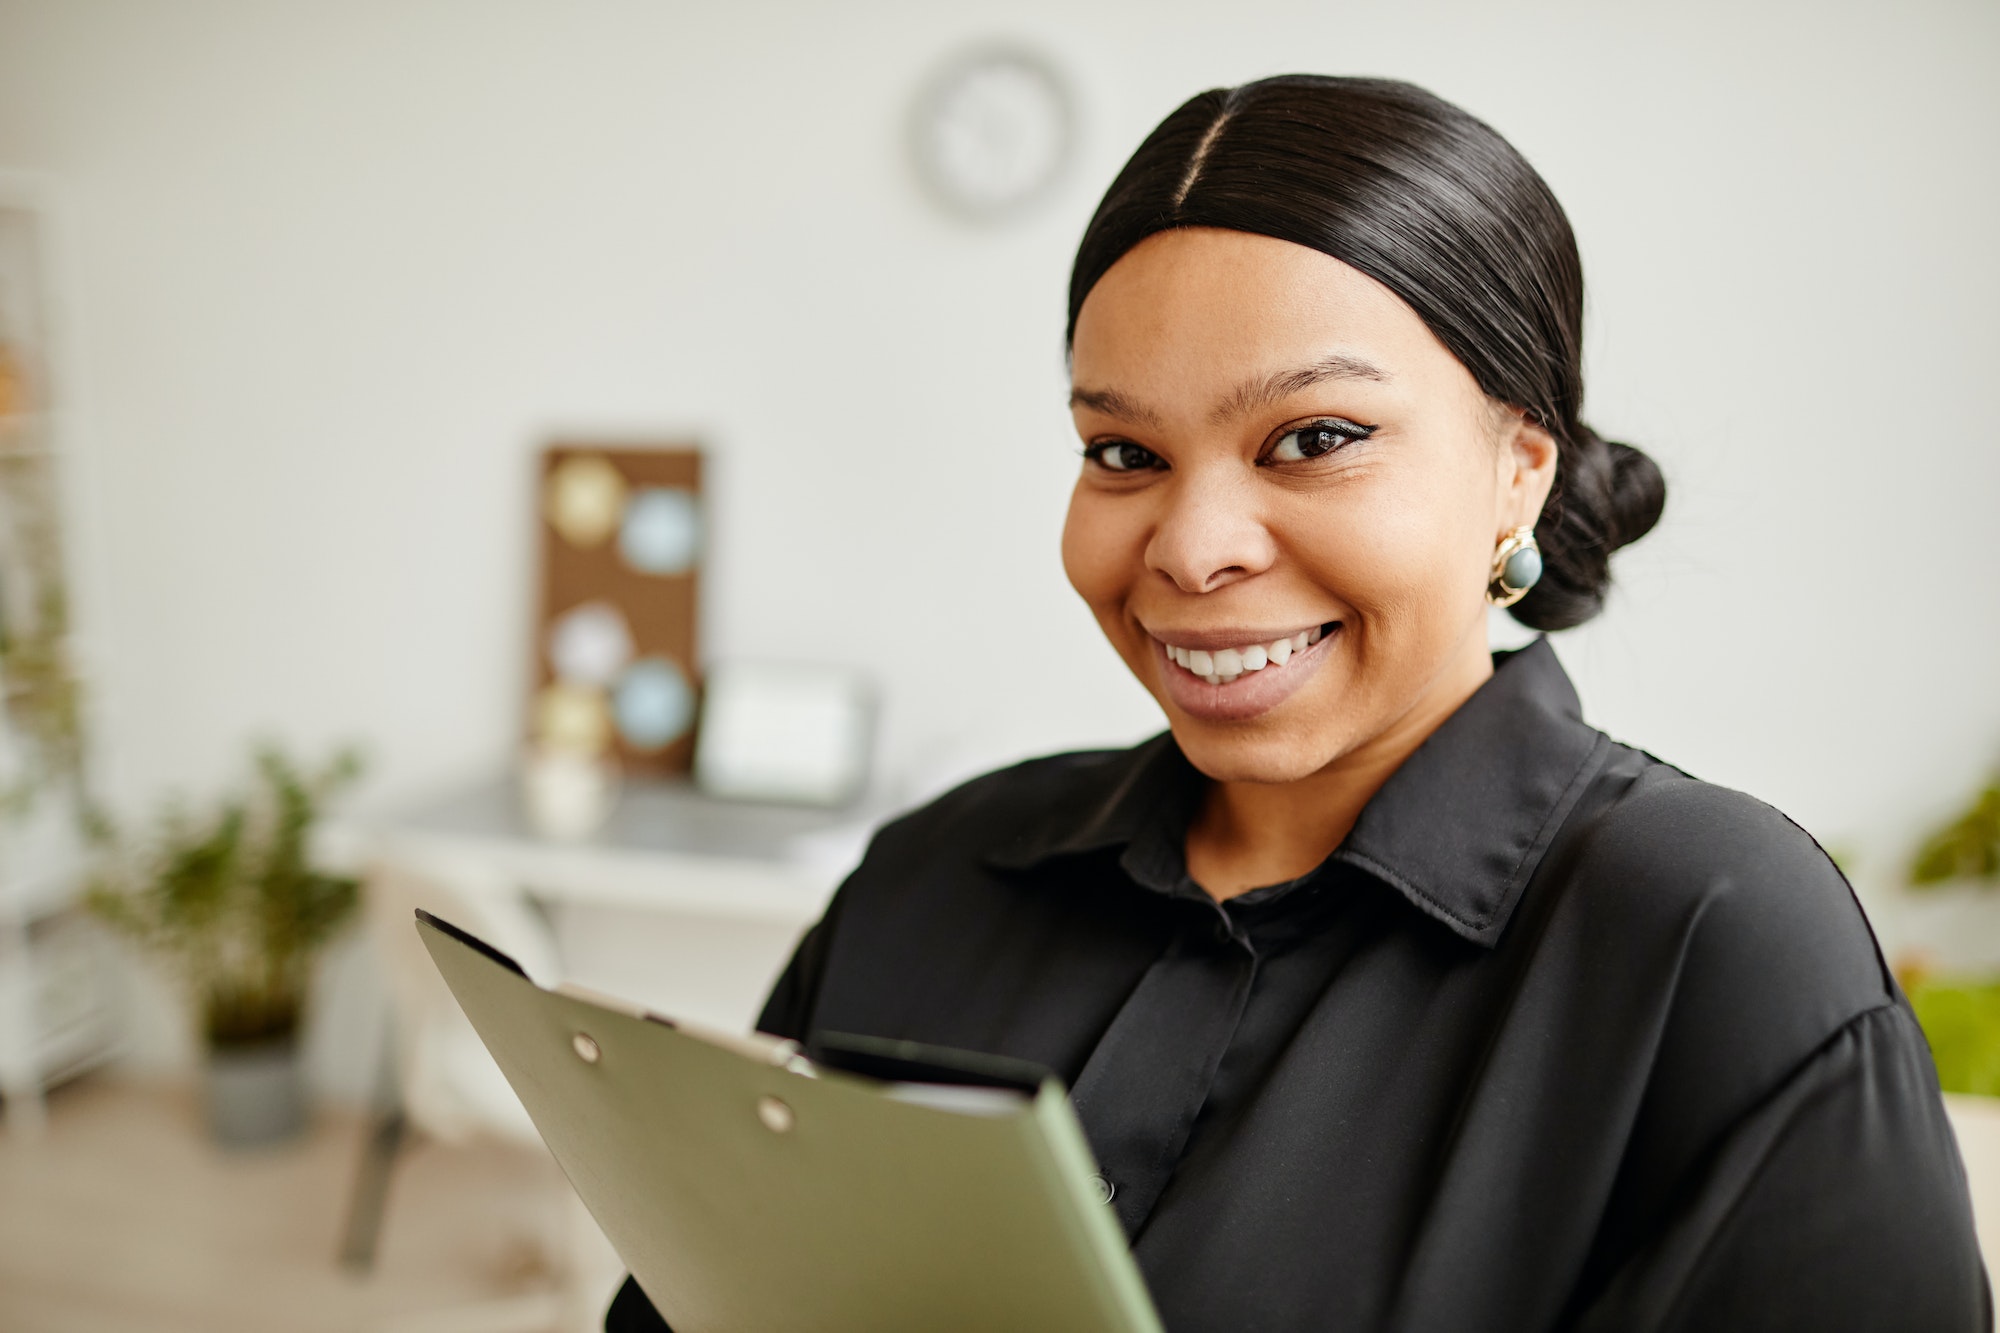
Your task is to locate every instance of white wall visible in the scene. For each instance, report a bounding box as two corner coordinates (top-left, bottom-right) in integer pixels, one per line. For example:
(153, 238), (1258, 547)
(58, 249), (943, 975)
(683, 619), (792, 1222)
(1, 0), (1996, 1084)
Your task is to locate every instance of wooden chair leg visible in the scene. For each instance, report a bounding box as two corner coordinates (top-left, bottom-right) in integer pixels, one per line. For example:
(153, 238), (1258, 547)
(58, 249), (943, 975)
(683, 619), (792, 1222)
(341, 1011), (409, 1273)
(339, 1104), (409, 1272)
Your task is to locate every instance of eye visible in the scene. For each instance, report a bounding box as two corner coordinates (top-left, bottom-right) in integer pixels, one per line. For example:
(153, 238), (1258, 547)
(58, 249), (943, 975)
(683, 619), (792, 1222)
(1267, 418), (1374, 463)
(1083, 441), (1166, 473)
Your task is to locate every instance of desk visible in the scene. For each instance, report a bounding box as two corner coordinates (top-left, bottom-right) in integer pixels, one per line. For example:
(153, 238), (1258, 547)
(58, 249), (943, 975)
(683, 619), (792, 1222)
(363, 777), (877, 920)
(341, 776), (883, 1031)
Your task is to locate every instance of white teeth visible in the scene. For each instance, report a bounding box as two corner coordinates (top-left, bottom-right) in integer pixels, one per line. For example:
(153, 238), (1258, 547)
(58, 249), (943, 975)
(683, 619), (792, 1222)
(1162, 625), (1332, 683)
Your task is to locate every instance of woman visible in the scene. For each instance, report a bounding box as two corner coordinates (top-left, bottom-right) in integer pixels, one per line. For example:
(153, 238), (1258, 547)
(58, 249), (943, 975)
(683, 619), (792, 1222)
(611, 75), (1986, 1331)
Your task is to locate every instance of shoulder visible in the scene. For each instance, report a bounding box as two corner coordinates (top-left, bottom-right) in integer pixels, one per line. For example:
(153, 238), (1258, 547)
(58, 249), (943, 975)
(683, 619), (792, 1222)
(1565, 754), (1889, 1004)
(1551, 746), (1904, 1122)
(1576, 757), (1850, 886)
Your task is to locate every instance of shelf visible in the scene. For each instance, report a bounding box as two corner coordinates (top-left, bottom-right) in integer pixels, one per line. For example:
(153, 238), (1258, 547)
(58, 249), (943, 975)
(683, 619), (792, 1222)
(0, 844), (87, 920)
(0, 868), (84, 925)
(0, 412), (55, 442)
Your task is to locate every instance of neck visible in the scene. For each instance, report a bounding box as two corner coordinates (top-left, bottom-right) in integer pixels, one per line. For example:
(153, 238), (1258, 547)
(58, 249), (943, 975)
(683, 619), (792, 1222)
(1186, 630), (1497, 901)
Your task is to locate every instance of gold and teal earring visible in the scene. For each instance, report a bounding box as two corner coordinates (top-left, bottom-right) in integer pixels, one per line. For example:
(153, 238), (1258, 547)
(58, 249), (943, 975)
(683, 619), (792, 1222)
(1486, 525), (1542, 607)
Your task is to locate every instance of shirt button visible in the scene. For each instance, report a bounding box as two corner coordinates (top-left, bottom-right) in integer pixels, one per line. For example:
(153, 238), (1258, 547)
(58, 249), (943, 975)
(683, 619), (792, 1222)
(1089, 1173), (1116, 1205)
(1212, 918), (1234, 945)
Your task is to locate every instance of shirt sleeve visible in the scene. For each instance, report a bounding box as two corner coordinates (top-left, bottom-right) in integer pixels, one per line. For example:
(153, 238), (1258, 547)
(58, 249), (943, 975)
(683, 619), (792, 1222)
(753, 903), (840, 1042)
(603, 904), (843, 1332)
(603, 1274), (671, 1333)
(1574, 1002), (1991, 1332)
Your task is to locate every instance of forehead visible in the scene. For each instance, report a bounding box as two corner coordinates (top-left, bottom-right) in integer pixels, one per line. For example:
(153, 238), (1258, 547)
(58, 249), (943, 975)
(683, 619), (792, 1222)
(1070, 228), (1465, 406)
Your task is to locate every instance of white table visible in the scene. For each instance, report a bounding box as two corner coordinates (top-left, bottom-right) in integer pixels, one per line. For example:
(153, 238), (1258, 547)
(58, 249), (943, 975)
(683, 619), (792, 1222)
(340, 776), (882, 1032)
(364, 777), (874, 918)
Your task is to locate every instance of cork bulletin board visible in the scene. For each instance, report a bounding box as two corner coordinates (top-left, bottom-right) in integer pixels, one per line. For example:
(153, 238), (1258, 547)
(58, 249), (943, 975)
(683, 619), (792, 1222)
(531, 444), (703, 776)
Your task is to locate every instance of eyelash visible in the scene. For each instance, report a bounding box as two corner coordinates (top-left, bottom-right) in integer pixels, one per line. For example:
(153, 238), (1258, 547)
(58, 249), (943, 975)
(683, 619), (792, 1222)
(1266, 417), (1376, 462)
(1080, 440), (1166, 472)
(1080, 417), (1377, 473)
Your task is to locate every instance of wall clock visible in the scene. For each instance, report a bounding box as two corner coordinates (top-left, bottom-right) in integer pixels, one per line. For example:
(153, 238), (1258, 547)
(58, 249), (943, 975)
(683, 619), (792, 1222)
(910, 45), (1074, 221)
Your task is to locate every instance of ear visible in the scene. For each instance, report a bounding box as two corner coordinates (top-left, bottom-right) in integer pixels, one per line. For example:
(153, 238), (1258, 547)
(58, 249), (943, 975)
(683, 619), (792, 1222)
(1494, 409), (1559, 533)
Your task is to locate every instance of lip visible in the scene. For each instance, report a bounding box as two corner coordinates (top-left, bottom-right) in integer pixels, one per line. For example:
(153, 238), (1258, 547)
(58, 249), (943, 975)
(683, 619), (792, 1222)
(1141, 621), (1328, 653)
(1152, 622), (1341, 722)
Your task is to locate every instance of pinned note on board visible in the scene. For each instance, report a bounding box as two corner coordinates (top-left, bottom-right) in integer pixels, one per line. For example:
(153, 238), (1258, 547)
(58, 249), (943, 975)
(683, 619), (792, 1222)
(531, 445), (703, 776)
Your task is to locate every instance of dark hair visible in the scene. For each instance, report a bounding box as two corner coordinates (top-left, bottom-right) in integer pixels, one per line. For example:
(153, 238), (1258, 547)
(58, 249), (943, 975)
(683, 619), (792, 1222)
(1067, 75), (1665, 630)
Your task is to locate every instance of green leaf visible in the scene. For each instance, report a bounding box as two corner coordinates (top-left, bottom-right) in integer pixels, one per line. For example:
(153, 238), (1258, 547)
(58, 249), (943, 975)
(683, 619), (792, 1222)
(79, 739), (364, 1044)
(1909, 779), (2000, 887)
(1910, 978), (2000, 1096)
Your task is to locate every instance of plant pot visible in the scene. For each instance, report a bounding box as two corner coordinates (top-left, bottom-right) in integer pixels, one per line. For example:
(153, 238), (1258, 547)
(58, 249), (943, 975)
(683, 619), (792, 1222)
(205, 1034), (305, 1148)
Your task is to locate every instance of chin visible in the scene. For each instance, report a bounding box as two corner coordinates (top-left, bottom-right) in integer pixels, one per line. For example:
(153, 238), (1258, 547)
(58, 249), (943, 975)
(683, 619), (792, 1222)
(1166, 722), (1346, 785)
(1128, 619), (1361, 783)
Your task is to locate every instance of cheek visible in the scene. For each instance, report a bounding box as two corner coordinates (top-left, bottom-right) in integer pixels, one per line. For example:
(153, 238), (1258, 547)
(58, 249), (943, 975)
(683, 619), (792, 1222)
(1287, 465), (1490, 623)
(1060, 485), (1144, 615)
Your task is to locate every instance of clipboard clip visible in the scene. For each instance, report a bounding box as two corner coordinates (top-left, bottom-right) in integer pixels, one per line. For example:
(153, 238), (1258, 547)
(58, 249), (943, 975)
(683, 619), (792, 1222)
(766, 1038), (819, 1079)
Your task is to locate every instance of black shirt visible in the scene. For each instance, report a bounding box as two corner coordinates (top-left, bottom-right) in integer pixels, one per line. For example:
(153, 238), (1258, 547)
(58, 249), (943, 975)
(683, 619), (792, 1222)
(609, 638), (1988, 1331)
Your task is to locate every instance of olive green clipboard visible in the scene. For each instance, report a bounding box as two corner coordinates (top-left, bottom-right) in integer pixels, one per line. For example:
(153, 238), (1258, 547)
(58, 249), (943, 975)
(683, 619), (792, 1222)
(415, 911), (1164, 1333)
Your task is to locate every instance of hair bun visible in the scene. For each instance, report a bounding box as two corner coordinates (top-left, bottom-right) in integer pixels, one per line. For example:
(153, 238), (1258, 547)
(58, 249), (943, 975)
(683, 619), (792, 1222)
(1511, 426), (1667, 632)
(1602, 437), (1666, 551)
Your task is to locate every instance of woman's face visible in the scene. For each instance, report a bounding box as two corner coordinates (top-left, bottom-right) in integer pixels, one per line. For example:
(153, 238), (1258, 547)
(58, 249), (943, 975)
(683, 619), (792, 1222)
(1063, 227), (1556, 784)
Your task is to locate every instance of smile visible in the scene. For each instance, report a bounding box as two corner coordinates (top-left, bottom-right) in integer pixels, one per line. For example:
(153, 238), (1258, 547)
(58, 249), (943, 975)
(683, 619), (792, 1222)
(1156, 624), (1333, 686)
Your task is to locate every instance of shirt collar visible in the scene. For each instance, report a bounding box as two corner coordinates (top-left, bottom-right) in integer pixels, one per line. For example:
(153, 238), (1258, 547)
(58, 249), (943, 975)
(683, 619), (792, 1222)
(985, 637), (1605, 948)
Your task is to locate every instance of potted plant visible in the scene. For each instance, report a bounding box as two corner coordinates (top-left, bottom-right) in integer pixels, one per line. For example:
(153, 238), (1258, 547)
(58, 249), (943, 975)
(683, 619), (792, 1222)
(1901, 774), (2000, 1076)
(86, 743), (362, 1147)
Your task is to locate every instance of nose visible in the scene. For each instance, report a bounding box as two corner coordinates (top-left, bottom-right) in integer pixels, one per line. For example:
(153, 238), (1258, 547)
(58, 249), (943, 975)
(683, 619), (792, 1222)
(1144, 467), (1277, 594)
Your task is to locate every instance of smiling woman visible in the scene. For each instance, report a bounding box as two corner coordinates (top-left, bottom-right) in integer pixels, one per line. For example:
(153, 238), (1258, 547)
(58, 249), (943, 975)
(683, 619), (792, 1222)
(608, 76), (1984, 1333)
(1065, 226), (1565, 892)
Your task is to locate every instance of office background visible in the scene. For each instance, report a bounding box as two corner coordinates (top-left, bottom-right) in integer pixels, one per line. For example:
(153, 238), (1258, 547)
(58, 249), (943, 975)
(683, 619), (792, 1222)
(0, 1), (1995, 1327)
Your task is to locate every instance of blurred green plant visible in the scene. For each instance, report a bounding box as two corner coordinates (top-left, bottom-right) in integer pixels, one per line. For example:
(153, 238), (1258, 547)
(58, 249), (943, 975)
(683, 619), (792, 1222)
(0, 448), (86, 818)
(1910, 778), (2000, 887)
(85, 743), (363, 1047)
(1907, 976), (2000, 1097)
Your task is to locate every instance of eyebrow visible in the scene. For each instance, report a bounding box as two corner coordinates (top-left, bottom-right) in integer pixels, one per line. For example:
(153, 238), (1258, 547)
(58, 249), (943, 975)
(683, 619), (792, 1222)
(1210, 354), (1391, 424)
(1067, 385), (1163, 426)
(1068, 353), (1390, 429)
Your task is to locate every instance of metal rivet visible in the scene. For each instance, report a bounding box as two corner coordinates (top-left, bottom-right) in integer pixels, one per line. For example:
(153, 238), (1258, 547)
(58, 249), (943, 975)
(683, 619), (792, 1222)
(1090, 1173), (1116, 1205)
(757, 1095), (794, 1134)
(572, 1032), (600, 1064)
